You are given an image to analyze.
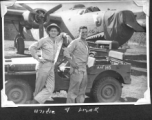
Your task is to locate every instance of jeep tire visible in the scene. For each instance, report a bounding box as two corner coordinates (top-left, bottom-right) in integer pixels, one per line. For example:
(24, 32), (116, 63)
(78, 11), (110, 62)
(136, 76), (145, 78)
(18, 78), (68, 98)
(92, 77), (122, 102)
(5, 79), (32, 104)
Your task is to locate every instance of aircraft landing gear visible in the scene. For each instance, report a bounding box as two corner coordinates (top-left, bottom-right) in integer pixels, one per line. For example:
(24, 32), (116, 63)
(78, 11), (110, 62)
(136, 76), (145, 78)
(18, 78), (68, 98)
(14, 34), (25, 54)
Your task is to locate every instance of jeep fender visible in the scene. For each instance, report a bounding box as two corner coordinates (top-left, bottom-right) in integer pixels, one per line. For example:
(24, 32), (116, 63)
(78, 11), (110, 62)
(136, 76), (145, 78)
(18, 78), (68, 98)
(87, 70), (124, 93)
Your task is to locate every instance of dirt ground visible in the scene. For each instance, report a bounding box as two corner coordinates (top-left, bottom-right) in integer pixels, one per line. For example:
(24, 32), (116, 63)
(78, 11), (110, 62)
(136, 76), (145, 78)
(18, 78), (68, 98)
(3, 40), (148, 103)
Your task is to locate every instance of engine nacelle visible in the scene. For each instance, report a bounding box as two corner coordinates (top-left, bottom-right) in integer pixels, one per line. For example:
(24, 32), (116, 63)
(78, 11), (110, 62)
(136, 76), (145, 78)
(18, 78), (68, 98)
(21, 8), (47, 29)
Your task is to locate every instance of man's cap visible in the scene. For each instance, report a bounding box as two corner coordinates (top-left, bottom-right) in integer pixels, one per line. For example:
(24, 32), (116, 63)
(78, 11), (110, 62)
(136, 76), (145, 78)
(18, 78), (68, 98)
(46, 23), (61, 34)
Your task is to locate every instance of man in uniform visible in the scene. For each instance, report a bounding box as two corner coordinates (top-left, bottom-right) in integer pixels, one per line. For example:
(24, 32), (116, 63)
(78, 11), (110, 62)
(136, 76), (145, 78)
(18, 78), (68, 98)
(29, 23), (71, 104)
(64, 26), (89, 103)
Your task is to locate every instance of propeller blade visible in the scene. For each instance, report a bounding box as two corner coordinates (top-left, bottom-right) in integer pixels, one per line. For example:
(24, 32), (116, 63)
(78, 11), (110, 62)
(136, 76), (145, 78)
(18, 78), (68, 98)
(39, 23), (44, 39)
(19, 3), (36, 14)
(45, 4), (62, 17)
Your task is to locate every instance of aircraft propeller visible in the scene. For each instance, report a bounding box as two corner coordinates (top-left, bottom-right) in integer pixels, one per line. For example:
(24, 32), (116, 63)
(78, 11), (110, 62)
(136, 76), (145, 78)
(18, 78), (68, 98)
(19, 3), (62, 38)
(19, 3), (36, 14)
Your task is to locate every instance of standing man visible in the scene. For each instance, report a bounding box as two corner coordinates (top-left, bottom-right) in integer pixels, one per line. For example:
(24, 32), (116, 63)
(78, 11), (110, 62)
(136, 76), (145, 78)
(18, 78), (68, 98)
(64, 26), (89, 103)
(29, 23), (70, 104)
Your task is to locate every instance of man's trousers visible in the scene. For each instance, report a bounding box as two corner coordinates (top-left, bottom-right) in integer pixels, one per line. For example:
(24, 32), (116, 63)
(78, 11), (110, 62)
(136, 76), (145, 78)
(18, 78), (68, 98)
(66, 69), (88, 103)
(34, 62), (55, 104)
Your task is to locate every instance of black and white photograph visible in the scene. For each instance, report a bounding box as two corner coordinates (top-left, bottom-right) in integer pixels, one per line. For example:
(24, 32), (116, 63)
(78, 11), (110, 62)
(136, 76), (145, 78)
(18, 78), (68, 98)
(1, 0), (150, 107)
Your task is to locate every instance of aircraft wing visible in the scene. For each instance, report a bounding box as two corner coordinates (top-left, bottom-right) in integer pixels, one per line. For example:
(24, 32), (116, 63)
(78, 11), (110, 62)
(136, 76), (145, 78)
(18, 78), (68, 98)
(48, 14), (62, 21)
(4, 9), (24, 22)
(44, 14), (63, 27)
(6, 9), (24, 16)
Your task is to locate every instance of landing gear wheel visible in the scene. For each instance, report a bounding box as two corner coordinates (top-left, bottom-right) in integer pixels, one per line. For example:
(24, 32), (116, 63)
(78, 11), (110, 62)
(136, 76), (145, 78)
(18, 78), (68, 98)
(92, 77), (122, 102)
(14, 36), (25, 54)
(5, 79), (32, 104)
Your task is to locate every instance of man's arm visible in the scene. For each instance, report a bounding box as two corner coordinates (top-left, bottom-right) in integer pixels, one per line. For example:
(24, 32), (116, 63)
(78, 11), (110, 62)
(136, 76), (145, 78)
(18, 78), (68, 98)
(86, 42), (90, 64)
(59, 32), (72, 46)
(29, 39), (43, 62)
(63, 40), (78, 69)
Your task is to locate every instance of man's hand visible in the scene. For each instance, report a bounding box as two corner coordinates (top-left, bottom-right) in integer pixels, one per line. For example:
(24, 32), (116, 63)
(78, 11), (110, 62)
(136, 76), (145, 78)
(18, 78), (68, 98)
(37, 58), (47, 63)
(62, 32), (68, 39)
(68, 58), (78, 69)
(62, 33), (72, 46)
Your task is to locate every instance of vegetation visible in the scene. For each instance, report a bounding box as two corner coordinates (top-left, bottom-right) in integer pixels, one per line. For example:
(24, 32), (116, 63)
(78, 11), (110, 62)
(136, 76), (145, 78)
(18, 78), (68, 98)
(128, 32), (146, 46)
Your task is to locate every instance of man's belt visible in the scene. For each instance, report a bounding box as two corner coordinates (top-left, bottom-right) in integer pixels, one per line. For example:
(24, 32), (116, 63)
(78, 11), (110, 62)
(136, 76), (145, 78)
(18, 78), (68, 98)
(45, 59), (54, 63)
(78, 62), (87, 66)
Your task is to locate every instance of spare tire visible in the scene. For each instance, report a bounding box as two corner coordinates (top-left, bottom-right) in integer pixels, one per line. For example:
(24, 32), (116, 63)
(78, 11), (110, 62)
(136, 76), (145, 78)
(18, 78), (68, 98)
(5, 79), (32, 104)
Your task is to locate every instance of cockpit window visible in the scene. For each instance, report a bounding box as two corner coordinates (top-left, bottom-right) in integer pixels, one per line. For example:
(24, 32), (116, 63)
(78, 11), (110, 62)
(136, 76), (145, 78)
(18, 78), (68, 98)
(71, 6), (101, 15)
(79, 6), (100, 15)
(85, 6), (100, 13)
(79, 9), (85, 15)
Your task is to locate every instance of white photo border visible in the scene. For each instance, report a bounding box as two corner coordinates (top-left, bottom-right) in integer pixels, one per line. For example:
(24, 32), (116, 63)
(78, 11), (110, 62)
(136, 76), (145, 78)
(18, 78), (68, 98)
(1, 0), (151, 107)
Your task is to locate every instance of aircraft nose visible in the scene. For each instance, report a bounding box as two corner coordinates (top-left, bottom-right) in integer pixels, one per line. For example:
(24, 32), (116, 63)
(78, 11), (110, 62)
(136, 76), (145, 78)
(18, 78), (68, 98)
(137, 19), (146, 31)
(103, 10), (146, 46)
(124, 11), (146, 32)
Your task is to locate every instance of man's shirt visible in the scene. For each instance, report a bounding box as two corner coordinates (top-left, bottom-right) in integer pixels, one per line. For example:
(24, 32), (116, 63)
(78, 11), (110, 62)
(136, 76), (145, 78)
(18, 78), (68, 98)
(29, 34), (64, 61)
(64, 38), (89, 71)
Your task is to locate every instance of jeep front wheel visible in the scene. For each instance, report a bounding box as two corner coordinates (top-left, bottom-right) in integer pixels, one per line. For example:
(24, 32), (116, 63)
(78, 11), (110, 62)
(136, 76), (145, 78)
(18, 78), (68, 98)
(5, 79), (32, 104)
(92, 77), (122, 102)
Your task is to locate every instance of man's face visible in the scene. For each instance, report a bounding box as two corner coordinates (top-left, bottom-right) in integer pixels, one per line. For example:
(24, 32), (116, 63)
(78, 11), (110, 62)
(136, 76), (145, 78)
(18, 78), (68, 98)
(49, 27), (59, 38)
(79, 28), (88, 40)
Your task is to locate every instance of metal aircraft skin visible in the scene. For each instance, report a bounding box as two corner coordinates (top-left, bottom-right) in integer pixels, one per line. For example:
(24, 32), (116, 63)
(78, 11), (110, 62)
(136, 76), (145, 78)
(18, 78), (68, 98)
(4, 3), (146, 48)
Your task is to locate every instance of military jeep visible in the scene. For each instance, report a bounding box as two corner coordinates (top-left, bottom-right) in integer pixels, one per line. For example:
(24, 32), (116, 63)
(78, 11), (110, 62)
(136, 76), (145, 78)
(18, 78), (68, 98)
(4, 41), (131, 104)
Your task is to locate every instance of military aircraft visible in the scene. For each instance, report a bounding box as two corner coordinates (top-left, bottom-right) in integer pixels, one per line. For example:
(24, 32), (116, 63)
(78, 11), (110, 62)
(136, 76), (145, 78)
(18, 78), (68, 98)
(4, 3), (146, 54)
